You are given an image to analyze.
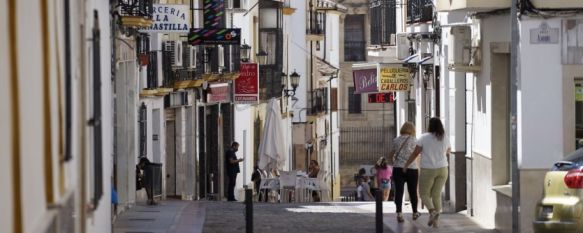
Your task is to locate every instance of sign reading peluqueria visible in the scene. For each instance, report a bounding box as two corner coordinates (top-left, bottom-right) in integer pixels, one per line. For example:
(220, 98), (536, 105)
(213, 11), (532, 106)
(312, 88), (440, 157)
(140, 4), (190, 33)
(378, 67), (410, 92)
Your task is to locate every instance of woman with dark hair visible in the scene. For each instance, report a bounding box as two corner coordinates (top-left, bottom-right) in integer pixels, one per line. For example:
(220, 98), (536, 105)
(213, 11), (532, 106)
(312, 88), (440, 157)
(375, 157), (393, 201)
(404, 118), (451, 228)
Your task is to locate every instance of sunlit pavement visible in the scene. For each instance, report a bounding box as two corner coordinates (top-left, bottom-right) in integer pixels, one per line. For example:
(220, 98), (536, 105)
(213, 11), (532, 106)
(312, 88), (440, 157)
(114, 200), (496, 233)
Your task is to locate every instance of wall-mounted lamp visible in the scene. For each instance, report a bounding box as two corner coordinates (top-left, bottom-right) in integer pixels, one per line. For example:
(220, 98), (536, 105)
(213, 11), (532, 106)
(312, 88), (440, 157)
(256, 50), (268, 65)
(282, 69), (300, 97)
(240, 40), (251, 62)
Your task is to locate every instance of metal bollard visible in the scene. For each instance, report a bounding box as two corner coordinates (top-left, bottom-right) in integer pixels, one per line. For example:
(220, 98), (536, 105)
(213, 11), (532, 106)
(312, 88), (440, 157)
(245, 188), (253, 233)
(376, 189), (383, 233)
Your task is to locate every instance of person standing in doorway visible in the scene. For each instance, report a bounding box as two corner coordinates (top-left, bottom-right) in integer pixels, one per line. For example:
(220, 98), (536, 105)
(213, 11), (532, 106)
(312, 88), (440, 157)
(225, 142), (244, 202)
(404, 118), (451, 228)
(388, 122), (420, 223)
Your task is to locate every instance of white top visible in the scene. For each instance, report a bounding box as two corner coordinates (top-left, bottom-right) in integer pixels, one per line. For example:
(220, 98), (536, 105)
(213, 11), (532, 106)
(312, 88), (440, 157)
(416, 133), (450, 169)
(392, 135), (418, 169)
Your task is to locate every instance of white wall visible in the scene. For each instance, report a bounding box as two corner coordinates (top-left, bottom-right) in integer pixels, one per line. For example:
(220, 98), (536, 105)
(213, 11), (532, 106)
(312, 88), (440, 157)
(234, 104), (256, 200)
(518, 18), (564, 169)
(0, 0), (14, 231)
(18, 0), (50, 231)
(86, 0), (113, 232)
(141, 98), (166, 163)
(288, 0), (308, 123)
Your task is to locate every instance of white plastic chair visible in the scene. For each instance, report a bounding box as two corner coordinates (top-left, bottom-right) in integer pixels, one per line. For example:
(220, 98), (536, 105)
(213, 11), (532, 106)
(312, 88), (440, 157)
(279, 171), (297, 203)
(259, 177), (279, 202)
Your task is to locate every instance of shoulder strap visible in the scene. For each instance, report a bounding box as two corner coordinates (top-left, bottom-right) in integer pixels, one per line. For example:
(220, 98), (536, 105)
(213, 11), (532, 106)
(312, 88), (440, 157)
(394, 136), (411, 163)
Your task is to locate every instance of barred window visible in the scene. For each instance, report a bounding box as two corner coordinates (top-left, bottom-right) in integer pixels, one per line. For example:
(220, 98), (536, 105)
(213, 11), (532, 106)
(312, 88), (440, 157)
(344, 15), (365, 62)
(348, 87), (362, 114)
(370, 0), (396, 46)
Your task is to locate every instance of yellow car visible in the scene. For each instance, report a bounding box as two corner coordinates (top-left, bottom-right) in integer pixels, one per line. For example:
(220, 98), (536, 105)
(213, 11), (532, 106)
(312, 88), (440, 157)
(533, 149), (583, 233)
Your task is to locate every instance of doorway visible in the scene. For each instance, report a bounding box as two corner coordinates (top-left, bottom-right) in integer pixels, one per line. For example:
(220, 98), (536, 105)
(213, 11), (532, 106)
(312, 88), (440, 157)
(153, 109), (161, 163)
(166, 120), (177, 197)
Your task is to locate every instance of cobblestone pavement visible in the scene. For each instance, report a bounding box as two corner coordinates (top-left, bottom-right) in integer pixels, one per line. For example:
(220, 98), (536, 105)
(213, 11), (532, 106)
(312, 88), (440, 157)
(202, 202), (392, 233)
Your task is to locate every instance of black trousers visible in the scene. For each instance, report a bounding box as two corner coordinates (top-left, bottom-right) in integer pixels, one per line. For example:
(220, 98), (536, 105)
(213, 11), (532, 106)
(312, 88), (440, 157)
(392, 167), (419, 213)
(227, 173), (237, 201)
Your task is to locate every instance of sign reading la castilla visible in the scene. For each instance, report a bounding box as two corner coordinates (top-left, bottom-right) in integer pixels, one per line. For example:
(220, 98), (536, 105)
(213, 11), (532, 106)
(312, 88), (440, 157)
(140, 4), (190, 33)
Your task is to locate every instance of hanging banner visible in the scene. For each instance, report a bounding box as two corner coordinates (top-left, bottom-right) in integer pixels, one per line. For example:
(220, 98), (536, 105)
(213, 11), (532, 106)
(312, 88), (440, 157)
(188, 28), (241, 45)
(234, 63), (259, 104)
(204, 0), (226, 28)
(352, 69), (378, 94)
(140, 4), (190, 33)
(207, 83), (231, 104)
(379, 67), (410, 92)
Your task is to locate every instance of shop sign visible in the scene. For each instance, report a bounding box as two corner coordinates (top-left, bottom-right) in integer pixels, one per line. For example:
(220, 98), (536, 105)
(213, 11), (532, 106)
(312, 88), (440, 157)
(207, 83), (231, 103)
(140, 4), (190, 33)
(352, 69), (378, 94)
(378, 67), (410, 92)
(188, 28), (241, 45)
(234, 63), (259, 104)
(530, 22), (559, 44)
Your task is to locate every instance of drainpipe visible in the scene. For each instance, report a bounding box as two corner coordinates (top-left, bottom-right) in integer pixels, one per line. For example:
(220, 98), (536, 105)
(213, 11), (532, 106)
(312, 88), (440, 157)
(510, 0), (521, 232)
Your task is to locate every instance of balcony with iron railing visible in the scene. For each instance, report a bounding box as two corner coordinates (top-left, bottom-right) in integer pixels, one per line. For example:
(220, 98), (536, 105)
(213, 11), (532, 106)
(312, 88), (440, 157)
(344, 41), (366, 62)
(306, 10), (326, 41)
(118, 0), (154, 27)
(407, 0), (433, 24)
(307, 88), (328, 116)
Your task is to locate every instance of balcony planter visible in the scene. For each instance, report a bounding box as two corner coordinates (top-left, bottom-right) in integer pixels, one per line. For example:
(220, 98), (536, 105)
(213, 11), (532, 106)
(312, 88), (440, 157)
(282, 7), (296, 15)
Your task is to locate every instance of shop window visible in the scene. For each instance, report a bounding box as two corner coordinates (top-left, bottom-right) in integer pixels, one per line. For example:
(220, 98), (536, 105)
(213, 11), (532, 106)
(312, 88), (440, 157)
(348, 87), (361, 114)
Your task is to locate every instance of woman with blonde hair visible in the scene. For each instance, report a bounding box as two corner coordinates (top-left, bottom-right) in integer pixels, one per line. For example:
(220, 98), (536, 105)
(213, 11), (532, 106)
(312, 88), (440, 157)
(388, 122), (420, 222)
(404, 118), (451, 228)
(375, 156), (392, 201)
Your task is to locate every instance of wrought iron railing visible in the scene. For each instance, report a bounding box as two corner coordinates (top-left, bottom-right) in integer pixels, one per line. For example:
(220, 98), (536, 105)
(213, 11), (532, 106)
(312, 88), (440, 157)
(407, 0), (433, 24)
(339, 127), (395, 162)
(306, 10), (326, 35)
(119, 0), (153, 19)
(344, 41), (366, 62)
(307, 88), (328, 115)
(370, 0), (397, 45)
(146, 51), (157, 89)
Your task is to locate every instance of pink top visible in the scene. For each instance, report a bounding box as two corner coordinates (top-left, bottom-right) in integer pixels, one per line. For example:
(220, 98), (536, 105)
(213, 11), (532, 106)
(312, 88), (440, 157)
(376, 167), (393, 181)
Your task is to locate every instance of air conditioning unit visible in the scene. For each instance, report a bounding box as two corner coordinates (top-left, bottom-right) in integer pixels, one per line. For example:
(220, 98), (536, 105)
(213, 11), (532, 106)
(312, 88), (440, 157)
(396, 33), (409, 60)
(164, 40), (183, 67)
(390, 33), (396, 46)
(164, 91), (190, 108)
(218, 45), (225, 73)
(448, 26), (471, 66)
(184, 45), (197, 69)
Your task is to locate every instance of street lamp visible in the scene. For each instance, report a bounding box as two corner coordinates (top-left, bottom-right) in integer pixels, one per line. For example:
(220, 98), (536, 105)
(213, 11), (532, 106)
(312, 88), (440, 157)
(282, 69), (300, 97)
(240, 40), (251, 63)
(256, 50), (268, 65)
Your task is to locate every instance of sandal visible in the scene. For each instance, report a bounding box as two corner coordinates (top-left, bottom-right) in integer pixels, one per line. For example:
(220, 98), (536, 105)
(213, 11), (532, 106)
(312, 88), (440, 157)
(412, 212), (421, 220)
(397, 213), (404, 223)
(427, 210), (436, 226)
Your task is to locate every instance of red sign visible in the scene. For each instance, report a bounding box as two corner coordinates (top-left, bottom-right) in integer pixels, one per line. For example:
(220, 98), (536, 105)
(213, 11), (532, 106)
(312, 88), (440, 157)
(207, 83), (230, 103)
(234, 63), (259, 104)
(368, 93), (394, 103)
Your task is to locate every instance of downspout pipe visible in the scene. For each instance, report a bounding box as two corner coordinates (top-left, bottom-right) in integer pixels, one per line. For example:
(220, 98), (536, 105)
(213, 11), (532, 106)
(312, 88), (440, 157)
(510, 0), (521, 232)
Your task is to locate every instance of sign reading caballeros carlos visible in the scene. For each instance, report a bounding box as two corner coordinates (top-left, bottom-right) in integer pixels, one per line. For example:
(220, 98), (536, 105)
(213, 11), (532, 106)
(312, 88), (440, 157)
(140, 4), (190, 33)
(378, 67), (410, 92)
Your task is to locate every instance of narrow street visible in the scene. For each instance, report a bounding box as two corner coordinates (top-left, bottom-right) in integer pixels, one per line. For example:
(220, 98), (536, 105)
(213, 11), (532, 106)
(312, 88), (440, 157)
(114, 200), (495, 233)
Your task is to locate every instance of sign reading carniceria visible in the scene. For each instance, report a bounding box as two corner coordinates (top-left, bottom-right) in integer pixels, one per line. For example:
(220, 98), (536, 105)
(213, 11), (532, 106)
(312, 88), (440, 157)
(140, 4), (190, 33)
